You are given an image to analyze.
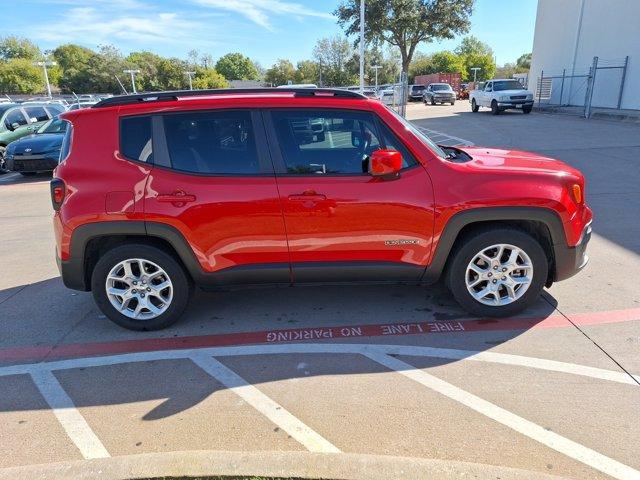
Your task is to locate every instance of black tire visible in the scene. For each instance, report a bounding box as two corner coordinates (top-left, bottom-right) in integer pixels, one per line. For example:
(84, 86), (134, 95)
(0, 146), (6, 172)
(91, 244), (192, 331)
(431, 99), (436, 105)
(471, 99), (479, 112)
(523, 106), (532, 114)
(20, 172), (37, 176)
(445, 227), (548, 318)
(491, 100), (500, 115)
(451, 101), (455, 105)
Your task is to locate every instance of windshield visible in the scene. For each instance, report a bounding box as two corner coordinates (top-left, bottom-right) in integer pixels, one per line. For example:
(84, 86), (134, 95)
(37, 117), (68, 134)
(493, 80), (525, 91)
(386, 107), (447, 159)
(412, 85), (425, 92)
(432, 84), (452, 91)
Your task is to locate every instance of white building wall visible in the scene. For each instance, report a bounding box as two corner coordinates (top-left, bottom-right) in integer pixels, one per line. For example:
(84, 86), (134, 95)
(529, 0), (640, 110)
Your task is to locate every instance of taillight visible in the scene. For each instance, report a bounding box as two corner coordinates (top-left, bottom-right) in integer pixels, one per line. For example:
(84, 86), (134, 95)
(50, 178), (66, 211)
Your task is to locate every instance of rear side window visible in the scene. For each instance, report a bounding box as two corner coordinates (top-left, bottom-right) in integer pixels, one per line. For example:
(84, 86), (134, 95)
(163, 110), (260, 174)
(120, 116), (153, 163)
(60, 121), (72, 162)
(4, 109), (27, 129)
(24, 106), (49, 122)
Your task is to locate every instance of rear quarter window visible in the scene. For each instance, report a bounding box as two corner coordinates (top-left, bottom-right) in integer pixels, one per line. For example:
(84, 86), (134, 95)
(120, 116), (153, 163)
(60, 121), (73, 163)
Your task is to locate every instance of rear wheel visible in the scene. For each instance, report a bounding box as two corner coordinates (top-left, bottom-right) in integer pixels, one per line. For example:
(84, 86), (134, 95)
(91, 244), (191, 331)
(446, 228), (548, 318)
(471, 99), (479, 112)
(491, 100), (500, 115)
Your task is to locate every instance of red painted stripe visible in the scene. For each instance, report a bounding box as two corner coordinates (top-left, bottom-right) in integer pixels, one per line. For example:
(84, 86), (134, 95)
(1, 308), (638, 364)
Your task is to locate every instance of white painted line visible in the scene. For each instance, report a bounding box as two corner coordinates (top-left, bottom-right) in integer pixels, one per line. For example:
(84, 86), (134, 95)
(30, 370), (110, 459)
(364, 351), (640, 480)
(2, 343), (637, 386)
(191, 353), (340, 453)
(0, 173), (20, 183)
(416, 125), (474, 146)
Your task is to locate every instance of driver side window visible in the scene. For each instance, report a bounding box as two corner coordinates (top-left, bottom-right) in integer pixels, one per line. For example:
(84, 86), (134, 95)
(271, 110), (382, 175)
(485, 82), (493, 92)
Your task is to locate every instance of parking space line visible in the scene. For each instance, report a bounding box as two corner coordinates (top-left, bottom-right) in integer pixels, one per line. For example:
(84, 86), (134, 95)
(30, 370), (110, 460)
(191, 353), (340, 453)
(2, 343), (637, 386)
(416, 125), (474, 147)
(364, 351), (640, 480)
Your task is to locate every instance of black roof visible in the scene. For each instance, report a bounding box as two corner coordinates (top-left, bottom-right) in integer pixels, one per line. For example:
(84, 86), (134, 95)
(92, 88), (366, 108)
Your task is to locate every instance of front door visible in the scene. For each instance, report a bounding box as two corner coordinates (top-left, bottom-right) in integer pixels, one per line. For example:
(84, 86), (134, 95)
(141, 109), (290, 285)
(265, 108), (435, 283)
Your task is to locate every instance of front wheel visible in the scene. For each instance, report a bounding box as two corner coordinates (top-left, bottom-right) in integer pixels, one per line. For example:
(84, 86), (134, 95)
(451, 100), (455, 106)
(446, 228), (548, 318)
(491, 100), (501, 115)
(523, 106), (532, 114)
(91, 244), (192, 330)
(471, 99), (479, 112)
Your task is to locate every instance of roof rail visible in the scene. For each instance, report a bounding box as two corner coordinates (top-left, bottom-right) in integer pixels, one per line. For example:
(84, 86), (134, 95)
(92, 88), (366, 108)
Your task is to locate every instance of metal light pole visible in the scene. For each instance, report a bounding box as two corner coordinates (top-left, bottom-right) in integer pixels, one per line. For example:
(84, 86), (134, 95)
(184, 71), (196, 90)
(471, 67), (481, 83)
(359, 0), (365, 93)
(34, 61), (57, 98)
(123, 69), (140, 94)
(371, 65), (382, 91)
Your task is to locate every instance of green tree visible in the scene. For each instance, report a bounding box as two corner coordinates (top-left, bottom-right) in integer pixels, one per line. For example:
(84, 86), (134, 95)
(192, 68), (228, 89)
(431, 51), (464, 74)
(454, 35), (494, 57)
(265, 59), (297, 86)
(295, 60), (319, 84)
(516, 52), (531, 72)
(215, 53), (259, 81)
(454, 36), (496, 81)
(0, 36), (41, 61)
(335, 0), (473, 74)
(409, 53), (433, 80)
(313, 36), (357, 87)
(0, 58), (43, 93)
(127, 51), (186, 91)
(53, 44), (97, 93)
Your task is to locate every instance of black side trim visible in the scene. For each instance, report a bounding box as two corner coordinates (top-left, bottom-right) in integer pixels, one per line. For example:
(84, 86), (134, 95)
(292, 261), (424, 283)
(422, 206), (567, 284)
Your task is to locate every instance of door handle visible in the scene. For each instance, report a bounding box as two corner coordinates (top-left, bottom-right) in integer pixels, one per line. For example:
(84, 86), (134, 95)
(157, 191), (196, 204)
(288, 191), (326, 202)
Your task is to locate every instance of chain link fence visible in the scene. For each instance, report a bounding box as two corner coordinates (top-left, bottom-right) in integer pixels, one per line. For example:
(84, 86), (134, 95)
(536, 56), (629, 118)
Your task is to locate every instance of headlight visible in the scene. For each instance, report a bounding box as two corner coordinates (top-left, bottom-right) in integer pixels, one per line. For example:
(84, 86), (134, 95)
(500, 95), (509, 101)
(527, 94), (533, 100)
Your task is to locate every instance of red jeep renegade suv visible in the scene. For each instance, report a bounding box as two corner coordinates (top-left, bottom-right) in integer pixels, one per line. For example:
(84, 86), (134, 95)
(52, 88), (592, 330)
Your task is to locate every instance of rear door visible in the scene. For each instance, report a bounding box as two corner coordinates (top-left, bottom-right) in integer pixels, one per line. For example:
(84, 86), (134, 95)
(141, 109), (290, 285)
(264, 108), (435, 283)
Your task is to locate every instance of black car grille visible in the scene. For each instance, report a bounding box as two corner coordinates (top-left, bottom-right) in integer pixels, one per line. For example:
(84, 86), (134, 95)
(510, 95), (527, 100)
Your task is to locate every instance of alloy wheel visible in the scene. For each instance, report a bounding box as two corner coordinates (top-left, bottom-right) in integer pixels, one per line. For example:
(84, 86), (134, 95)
(465, 244), (533, 306)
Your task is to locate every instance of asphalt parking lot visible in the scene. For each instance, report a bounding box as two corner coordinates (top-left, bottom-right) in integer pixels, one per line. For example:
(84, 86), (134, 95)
(0, 102), (639, 480)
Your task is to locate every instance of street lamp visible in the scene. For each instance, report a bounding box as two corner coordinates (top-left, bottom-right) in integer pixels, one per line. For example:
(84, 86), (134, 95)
(371, 65), (382, 91)
(470, 67), (481, 83)
(184, 71), (196, 90)
(123, 69), (141, 94)
(359, 0), (365, 93)
(34, 61), (57, 98)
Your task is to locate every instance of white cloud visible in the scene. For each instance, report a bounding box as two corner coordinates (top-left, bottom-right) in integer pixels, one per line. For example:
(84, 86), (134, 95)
(34, 6), (207, 46)
(193, 0), (333, 31)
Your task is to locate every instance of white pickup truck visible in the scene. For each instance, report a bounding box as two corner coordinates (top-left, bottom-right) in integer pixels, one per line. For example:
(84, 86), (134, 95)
(469, 79), (534, 115)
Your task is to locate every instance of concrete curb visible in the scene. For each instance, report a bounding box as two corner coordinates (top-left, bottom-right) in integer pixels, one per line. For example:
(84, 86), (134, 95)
(0, 450), (571, 480)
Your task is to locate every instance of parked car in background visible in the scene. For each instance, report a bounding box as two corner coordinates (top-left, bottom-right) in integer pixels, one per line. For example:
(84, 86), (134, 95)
(423, 83), (456, 105)
(377, 88), (396, 105)
(52, 88), (591, 330)
(469, 79), (534, 115)
(67, 101), (98, 111)
(0, 103), (64, 166)
(23, 98), (69, 109)
(409, 84), (426, 101)
(414, 73), (461, 95)
(5, 116), (67, 176)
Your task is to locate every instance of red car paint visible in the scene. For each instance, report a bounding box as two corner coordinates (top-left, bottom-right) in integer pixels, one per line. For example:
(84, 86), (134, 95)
(53, 91), (592, 286)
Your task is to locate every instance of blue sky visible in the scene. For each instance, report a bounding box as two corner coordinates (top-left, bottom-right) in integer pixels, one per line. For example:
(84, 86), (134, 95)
(8, 0), (538, 67)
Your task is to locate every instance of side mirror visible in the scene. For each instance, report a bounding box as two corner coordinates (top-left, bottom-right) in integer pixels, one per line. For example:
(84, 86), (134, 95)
(369, 149), (402, 177)
(30, 117), (38, 124)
